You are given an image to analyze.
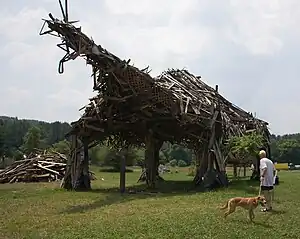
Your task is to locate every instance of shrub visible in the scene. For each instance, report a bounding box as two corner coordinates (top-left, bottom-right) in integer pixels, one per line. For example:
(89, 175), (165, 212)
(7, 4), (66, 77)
(187, 166), (196, 176)
(169, 159), (177, 167)
(177, 160), (187, 167)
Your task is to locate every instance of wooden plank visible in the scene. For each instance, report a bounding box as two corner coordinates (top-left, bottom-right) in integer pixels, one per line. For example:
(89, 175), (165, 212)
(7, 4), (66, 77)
(184, 98), (190, 114)
(120, 149), (126, 194)
(36, 164), (61, 175)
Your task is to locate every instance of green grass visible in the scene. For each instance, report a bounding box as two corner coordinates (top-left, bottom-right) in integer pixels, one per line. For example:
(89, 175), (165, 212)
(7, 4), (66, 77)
(0, 167), (300, 239)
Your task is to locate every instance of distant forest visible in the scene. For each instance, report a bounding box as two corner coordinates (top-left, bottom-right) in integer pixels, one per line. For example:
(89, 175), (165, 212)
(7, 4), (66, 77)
(0, 115), (300, 168)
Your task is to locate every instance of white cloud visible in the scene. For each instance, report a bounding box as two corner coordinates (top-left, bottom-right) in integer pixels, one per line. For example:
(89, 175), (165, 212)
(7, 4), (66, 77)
(0, 0), (300, 135)
(0, 7), (47, 41)
(227, 0), (300, 55)
(6, 87), (31, 103)
(47, 87), (93, 108)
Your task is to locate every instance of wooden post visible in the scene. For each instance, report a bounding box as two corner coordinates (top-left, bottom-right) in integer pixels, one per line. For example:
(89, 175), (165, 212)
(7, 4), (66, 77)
(120, 149), (126, 194)
(207, 151), (214, 171)
(145, 130), (156, 189)
(82, 139), (91, 189)
(61, 134), (76, 189)
(71, 135), (79, 188)
(65, 0), (68, 22)
(71, 136), (80, 188)
(193, 144), (208, 185)
(194, 84), (228, 188)
(137, 140), (163, 183)
(62, 136), (91, 190)
(233, 164), (237, 178)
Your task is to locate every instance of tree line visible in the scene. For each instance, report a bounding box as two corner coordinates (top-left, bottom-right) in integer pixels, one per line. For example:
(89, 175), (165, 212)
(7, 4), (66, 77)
(0, 116), (299, 169)
(0, 116), (194, 169)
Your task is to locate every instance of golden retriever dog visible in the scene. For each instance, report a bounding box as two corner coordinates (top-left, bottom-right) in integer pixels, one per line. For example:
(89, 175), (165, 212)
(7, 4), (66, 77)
(220, 196), (267, 221)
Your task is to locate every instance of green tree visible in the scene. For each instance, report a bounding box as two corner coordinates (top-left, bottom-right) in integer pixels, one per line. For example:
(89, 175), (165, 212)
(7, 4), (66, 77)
(274, 138), (300, 164)
(89, 144), (141, 170)
(160, 142), (192, 166)
(160, 142), (172, 162)
(227, 131), (265, 178)
(51, 139), (71, 155)
(103, 147), (138, 170)
(169, 159), (177, 167)
(159, 151), (168, 165)
(89, 145), (109, 165)
(169, 144), (191, 165)
(0, 116), (71, 158)
(228, 131), (265, 163)
(134, 148), (145, 167)
(0, 121), (6, 168)
(21, 126), (42, 155)
(0, 120), (5, 158)
(177, 159), (187, 167)
(12, 150), (24, 161)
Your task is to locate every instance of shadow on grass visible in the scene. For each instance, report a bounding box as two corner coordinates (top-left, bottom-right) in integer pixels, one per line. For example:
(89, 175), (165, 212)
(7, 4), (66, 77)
(61, 178), (282, 215)
(262, 209), (287, 222)
(61, 193), (136, 214)
(252, 221), (273, 228)
(92, 179), (203, 194)
(61, 180), (204, 214)
(227, 179), (261, 194)
(227, 218), (273, 228)
(228, 179), (284, 195)
(269, 209), (286, 215)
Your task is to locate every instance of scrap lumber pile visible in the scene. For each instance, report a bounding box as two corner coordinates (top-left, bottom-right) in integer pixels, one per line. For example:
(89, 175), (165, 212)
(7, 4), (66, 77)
(0, 152), (67, 183)
(0, 151), (97, 184)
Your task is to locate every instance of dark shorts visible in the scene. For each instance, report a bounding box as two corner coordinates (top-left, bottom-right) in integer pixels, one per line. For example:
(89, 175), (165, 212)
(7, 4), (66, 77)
(261, 186), (274, 191)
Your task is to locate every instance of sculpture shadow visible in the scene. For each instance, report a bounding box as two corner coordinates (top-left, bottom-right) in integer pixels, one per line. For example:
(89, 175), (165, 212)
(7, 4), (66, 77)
(269, 209), (286, 215)
(227, 179), (261, 194)
(61, 179), (204, 214)
(226, 218), (273, 228)
(60, 178), (283, 215)
(252, 221), (273, 228)
(227, 178), (284, 196)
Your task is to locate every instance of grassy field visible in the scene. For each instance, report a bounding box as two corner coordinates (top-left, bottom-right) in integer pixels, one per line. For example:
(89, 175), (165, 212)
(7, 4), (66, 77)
(0, 167), (300, 239)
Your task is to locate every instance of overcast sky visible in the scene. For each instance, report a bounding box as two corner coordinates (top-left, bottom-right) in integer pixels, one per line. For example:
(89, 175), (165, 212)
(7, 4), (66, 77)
(0, 0), (299, 135)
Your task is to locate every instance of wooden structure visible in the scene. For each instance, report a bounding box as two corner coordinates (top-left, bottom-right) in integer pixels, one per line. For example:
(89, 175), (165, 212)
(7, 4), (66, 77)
(40, 1), (270, 191)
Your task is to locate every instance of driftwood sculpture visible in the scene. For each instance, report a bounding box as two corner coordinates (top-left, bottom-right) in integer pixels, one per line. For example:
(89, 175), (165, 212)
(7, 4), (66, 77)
(40, 1), (270, 190)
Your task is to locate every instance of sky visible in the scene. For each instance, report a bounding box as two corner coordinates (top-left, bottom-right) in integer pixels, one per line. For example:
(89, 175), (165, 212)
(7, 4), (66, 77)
(0, 0), (299, 136)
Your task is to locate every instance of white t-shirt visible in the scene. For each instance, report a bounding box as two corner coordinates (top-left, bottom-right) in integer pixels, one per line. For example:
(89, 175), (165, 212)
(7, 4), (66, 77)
(259, 157), (275, 187)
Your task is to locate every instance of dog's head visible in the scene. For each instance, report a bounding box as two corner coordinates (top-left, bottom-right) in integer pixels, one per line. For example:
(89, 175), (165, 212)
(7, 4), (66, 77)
(254, 196), (267, 206)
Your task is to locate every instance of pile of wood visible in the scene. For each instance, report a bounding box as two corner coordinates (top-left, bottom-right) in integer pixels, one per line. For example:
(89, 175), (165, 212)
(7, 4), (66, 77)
(0, 152), (67, 183)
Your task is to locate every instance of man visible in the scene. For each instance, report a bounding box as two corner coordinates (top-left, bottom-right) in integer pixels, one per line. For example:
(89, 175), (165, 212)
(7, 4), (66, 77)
(259, 150), (275, 212)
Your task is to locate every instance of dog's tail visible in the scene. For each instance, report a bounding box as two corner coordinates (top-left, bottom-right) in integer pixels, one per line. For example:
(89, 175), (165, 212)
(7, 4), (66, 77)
(219, 200), (229, 210)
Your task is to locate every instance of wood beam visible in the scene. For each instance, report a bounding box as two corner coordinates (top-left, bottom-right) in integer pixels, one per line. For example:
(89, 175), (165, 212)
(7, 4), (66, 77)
(120, 149), (126, 194)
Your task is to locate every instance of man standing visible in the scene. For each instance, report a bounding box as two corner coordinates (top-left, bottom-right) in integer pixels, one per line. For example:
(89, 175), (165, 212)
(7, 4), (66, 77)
(259, 150), (275, 212)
